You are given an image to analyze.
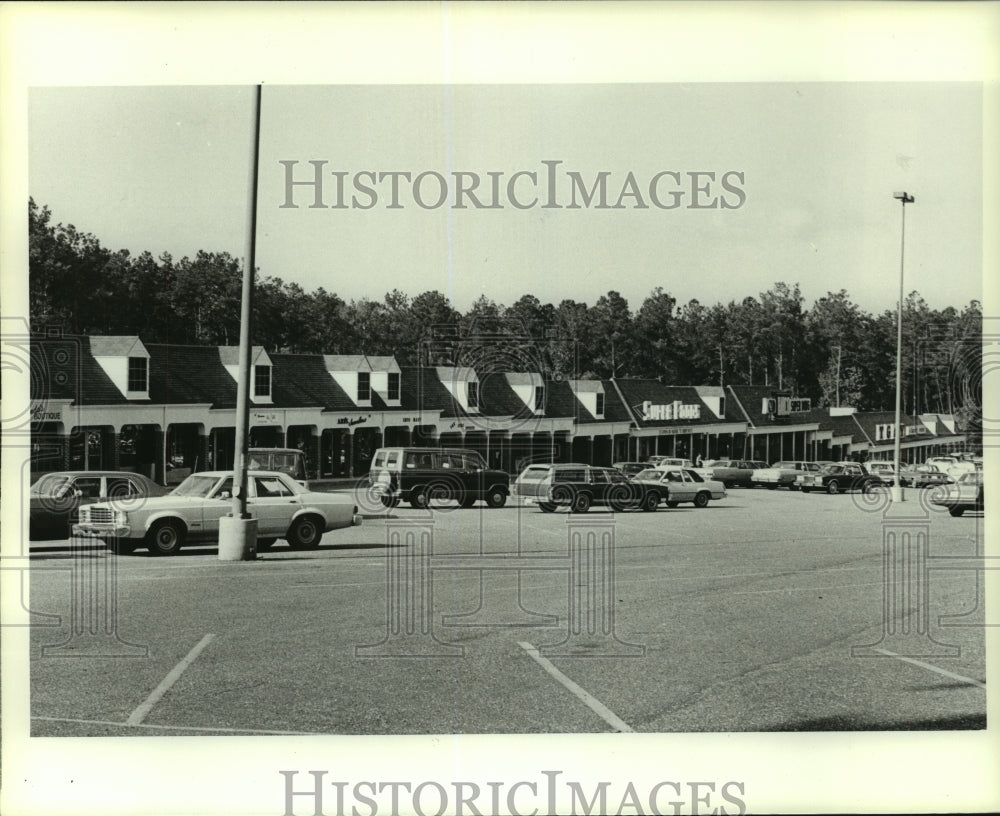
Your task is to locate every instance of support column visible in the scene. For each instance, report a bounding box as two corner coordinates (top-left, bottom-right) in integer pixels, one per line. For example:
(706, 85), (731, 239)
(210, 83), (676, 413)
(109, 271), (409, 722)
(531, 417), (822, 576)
(345, 430), (354, 478)
(197, 433), (210, 473)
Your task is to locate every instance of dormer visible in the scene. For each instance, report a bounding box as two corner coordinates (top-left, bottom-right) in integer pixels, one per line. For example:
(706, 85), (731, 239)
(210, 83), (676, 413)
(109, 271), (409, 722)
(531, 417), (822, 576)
(436, 366), (480, 414)
(89, 336), (150, 400)
(219, 346), (273, 405)
(500, 372), (544, 416)
(694, 386), (727, 420)
(569, 379), (606, 419)
(324, 355), (375, 407)
(366, 356), (402, 407)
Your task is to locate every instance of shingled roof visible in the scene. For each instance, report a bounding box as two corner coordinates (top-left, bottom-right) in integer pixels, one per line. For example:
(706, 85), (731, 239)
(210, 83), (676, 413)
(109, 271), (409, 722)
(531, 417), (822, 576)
(30, 337), (130, 405)
(146, 344), (237, 407)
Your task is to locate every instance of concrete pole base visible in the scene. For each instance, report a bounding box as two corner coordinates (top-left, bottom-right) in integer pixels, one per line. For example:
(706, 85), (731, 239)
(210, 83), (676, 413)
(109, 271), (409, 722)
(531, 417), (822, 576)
(218, 515), (258, 561)
(890, 486), (905, 503)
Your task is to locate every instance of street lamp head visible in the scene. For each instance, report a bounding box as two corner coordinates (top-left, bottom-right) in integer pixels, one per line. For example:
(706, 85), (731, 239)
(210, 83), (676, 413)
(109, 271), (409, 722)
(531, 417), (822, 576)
(893, 191), (915, 203)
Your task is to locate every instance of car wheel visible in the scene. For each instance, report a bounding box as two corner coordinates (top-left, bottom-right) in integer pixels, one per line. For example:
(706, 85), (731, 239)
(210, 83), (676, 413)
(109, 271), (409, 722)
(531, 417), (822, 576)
(826, 480), (840, 495)
(666, 501), (680, 508)
(146, 520), (185, 556)
(571, 493), (591, 513)
(485, 488), (507, 508)
(641, 492), (659, 512)
(287, 515), (324, 550)
(801, 487), (811, 494)
(107, 538), (137, 555)
(949, 507), (965, 517)
(724, 481), (735, 489)
(257, 538), (276, 552)
(380, 495), (400, 508)
(767, 484), (777, 490)
(861, 480), (875, 495)
(694, 491), (710, 508)
(539, 502), (556, 513)
(409, 490), (429, 510)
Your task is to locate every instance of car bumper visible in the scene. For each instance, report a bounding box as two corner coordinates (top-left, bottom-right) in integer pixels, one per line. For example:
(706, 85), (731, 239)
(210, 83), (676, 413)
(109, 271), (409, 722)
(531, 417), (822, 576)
(351, 514), (363, 526)
(72, 522), (131, 539)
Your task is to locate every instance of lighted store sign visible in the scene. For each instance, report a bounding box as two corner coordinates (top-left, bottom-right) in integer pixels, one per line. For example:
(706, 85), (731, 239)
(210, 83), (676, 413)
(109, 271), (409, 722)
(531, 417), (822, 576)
(640, 400), (701, 421)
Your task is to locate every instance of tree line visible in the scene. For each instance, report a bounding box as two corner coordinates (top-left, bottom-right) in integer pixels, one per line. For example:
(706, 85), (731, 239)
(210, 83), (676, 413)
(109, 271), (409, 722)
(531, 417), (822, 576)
(29, 199), (983, 430)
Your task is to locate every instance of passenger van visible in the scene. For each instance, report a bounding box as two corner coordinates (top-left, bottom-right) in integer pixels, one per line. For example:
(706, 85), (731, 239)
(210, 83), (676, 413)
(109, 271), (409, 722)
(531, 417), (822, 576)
(368, 447), (510, 509)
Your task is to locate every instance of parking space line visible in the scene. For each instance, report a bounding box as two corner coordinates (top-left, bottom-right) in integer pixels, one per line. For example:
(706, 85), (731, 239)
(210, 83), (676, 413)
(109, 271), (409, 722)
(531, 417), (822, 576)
(875, 649), (986, 689)
(33, 715), (319, 736)
(518, 642), (634, 733)
(126, 633), (215, 726)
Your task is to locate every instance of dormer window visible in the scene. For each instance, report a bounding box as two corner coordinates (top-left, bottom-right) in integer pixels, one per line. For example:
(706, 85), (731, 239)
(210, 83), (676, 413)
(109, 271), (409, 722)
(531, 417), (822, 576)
(388, 372), (400, 401)
(254, 365), (271, 398)
(127, 357), (148, 393)
(596, 392), (605, 417)
(467, 381), (479, 408)
(358, 372), (371, 402)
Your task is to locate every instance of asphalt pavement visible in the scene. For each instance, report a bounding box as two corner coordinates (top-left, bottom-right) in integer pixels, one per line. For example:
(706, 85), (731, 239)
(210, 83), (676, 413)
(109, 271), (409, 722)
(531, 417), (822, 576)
(24, 486), (987, 736)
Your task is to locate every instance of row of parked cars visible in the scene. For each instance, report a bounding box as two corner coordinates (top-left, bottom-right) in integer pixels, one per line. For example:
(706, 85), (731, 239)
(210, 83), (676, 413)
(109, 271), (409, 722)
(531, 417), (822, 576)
(29, 448), (984, 552)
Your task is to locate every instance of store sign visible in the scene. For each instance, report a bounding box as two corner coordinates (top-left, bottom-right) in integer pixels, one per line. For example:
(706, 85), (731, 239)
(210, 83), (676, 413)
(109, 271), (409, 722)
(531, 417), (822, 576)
(657, 427), (695, 436)
(30, 401), (64, 423)
(641, 400), (700, 421)
(338, 415), (369, 426)
(252, 411), (279, 425)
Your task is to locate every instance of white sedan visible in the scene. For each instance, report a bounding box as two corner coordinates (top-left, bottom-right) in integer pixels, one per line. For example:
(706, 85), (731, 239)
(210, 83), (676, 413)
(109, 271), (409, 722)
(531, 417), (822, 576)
(73, 470), (362, 555)
(632, 466), (727, 508)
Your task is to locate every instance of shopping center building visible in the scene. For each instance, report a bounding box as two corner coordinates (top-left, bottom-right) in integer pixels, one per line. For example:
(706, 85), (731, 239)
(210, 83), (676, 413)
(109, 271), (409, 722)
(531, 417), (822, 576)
(26, 334), (969, 483)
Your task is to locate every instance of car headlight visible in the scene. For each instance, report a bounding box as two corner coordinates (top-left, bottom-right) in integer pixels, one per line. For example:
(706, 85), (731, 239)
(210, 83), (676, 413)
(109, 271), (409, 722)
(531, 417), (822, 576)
(114, 510), (128, 525)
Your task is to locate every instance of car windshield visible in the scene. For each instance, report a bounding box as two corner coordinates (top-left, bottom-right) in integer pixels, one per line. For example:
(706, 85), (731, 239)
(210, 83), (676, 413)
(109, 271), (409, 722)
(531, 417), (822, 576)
(773, 462), (796, 469)
(171, 473), (223, 497)
(958, 472), (982, 485)
(819, 465), (844, 474)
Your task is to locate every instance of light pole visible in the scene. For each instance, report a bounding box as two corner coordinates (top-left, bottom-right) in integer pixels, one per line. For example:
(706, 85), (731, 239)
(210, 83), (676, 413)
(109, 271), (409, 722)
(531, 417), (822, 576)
(891, 191), (914, 501)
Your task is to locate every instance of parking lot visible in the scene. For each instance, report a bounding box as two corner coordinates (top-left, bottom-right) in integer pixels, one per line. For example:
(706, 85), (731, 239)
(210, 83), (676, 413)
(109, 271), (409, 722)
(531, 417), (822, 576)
(26, 486), (987, 736)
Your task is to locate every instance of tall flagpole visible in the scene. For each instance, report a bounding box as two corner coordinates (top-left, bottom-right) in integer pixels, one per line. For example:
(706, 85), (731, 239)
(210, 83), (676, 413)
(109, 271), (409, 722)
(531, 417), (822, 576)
(220, 84), (262, 560)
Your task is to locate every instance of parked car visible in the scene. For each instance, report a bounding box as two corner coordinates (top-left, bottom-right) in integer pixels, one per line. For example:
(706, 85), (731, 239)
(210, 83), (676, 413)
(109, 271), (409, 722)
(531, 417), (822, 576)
(751, 461), (823, 490)
(930, 470), (984, 517)
(368, 447), (510, 509)
(647, 456), (694, 468)
(513, 463), (658, 513)
(632, 466), (727, 508)
(798, 462), (888, 494)
(73, 470), (362, 555)
(865, 461), (899, 485)
(613, 461), (651, 478)
(925, 456), (976, 480)
(899, 464), (953, 489)
(702, 459), (770, 488)
(30, 470), (168, 541)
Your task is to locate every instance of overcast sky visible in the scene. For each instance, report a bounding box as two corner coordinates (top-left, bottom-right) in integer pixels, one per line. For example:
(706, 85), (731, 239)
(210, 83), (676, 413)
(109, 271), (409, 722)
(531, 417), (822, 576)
(28, 82), (982, 315)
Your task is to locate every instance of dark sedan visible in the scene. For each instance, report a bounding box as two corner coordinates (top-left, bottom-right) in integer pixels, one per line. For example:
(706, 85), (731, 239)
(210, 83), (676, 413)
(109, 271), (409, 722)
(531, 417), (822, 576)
(798, 463), (888, 495)
(29, 471), (168, 541)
